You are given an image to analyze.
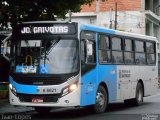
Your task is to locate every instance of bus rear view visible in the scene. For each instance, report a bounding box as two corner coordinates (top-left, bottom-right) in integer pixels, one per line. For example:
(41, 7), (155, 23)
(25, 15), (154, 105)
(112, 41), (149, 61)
(9, 22), (80, 113)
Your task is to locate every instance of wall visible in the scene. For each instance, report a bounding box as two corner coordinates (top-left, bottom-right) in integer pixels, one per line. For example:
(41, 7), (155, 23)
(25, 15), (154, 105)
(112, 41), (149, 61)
(81, 0), (142, 12)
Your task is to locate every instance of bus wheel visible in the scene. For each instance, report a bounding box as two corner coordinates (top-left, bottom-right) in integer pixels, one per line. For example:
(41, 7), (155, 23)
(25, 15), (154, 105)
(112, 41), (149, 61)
(134, 82), (143, 106)
(34, 107), (52, 114)
(94, 86), (108, 113)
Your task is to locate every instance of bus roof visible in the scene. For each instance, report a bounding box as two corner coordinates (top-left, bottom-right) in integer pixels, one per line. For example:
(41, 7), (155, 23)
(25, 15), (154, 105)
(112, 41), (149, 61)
(80, 24), (157, 42)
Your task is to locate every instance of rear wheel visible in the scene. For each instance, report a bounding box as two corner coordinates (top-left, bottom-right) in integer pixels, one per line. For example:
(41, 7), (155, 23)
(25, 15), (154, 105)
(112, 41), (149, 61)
(133, 82), (143, 106)
(93, 86), (108, 113)
(34, 107), (52, 114)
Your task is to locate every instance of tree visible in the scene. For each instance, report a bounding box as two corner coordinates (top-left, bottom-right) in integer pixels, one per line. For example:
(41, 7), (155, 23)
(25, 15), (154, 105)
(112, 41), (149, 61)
(0, 0), (106, 29)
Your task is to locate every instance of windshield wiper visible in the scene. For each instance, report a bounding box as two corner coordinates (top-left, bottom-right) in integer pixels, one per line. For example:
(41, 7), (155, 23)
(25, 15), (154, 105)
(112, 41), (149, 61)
(43, 37), (61, 67)
(24, 40), (32, 52)
(46, 37), (61, 55)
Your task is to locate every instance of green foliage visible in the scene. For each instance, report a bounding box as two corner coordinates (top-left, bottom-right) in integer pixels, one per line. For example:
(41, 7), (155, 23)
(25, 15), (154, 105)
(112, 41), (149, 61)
(0, 0), (107, 29)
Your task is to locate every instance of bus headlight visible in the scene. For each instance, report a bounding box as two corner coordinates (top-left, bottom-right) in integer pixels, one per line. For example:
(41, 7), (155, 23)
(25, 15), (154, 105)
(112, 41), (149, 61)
(9, 84), (13, 90)
(69, 84), (77, 92)
(62, 82), (78, 96)
(9, 84), (17, 96)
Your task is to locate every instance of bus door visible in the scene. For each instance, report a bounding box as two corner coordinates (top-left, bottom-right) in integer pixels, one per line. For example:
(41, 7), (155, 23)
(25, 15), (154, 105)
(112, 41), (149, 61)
(80, 31), (97, 106)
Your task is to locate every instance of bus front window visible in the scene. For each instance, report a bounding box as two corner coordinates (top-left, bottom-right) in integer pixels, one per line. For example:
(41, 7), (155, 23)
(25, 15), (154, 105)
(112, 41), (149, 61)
(14, 39), (79, 74)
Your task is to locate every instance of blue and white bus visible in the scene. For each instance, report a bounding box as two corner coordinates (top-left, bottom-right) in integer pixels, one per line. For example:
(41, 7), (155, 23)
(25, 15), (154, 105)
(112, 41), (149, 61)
(9, 21), (158, 113)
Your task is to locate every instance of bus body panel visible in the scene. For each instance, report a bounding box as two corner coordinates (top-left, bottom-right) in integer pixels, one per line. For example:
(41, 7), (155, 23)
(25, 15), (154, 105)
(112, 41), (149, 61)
(80, 25), (118, 106)
(116, 66), (135, 101)
(80, 68), (97, 106)
(9, 76), (81, 107)
(79, 23), (158, 105)
(96, 65), (117, 102)
(117, 65), (158, 100)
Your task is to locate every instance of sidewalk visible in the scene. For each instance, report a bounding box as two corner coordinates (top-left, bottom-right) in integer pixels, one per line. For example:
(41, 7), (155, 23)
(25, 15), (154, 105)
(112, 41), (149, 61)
(0, 99), (34, 114)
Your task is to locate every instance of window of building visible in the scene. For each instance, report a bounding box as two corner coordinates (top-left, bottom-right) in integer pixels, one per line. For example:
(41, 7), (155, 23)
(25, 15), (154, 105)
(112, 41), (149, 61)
(90, 18), (96, 24)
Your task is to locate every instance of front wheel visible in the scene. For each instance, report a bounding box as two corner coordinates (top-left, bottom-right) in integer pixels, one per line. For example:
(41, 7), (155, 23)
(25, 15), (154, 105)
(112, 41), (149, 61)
(93, 86), (108, 113)
(134, 82), (143, 106)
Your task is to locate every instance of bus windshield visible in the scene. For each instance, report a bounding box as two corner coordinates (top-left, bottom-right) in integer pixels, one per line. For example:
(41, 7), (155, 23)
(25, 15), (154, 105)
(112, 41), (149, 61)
(13, 39), (79, 74)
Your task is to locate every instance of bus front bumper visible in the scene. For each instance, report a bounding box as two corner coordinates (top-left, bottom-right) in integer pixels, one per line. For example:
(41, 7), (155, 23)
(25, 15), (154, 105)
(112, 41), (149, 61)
(9, 87), (80, 107)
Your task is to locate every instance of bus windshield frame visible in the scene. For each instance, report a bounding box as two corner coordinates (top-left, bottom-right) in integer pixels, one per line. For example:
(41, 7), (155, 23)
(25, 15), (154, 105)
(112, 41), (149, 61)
(10, 37), (79, 75)
(10, 22), (79, 75)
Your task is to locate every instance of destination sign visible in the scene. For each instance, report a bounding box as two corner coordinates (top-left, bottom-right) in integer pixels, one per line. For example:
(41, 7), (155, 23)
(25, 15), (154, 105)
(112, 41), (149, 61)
(21, 26), (69, 34)
(19, 23), (77, 35)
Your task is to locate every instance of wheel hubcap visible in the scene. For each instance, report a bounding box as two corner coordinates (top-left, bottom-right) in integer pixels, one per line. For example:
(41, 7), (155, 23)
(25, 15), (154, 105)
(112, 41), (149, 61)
(96, 92), (105, 107)
(138, 89), (142, 102)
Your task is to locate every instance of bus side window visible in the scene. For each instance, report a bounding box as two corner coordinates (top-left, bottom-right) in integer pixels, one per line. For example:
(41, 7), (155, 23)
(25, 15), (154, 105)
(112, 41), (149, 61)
(81, 40), (85, 64)
(98, 34), (111, 63)
(86, 40), (96, 63)
(81, 40), (96, 64)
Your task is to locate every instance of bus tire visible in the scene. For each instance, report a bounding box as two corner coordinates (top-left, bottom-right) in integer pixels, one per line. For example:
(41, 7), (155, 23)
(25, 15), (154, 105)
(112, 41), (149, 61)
(34, 107), (52, 114)
(134, 82), (143, 106)
(93, 85), (108, 113)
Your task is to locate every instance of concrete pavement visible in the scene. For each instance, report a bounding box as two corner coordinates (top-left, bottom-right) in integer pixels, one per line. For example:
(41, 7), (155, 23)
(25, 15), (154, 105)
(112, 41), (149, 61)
(0, 99), (34, 114)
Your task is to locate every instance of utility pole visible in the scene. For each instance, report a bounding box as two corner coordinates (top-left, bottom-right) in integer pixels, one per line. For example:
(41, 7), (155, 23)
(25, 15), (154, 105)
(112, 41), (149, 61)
(114, 2), (118, 30)
(109, 6), (113, 29)
(68, 10), (72, 22)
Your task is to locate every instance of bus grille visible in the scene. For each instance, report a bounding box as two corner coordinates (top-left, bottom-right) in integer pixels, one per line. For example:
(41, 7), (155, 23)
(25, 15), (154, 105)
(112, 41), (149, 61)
(17, 93), (61, 103)
(11, 73), (77, 85)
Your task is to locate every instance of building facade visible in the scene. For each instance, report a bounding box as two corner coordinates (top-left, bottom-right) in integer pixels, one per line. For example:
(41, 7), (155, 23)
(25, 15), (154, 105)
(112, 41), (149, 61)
(58, 0), (160, 59)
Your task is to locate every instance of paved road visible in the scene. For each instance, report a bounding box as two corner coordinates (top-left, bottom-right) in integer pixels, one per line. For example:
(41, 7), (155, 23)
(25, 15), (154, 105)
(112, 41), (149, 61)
(29, 93), (160, 120)
(0, 89), (160, 120)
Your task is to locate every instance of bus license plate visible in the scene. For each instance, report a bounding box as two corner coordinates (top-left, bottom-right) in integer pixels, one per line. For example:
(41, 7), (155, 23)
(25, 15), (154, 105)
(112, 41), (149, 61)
(32, 98), (43, 103)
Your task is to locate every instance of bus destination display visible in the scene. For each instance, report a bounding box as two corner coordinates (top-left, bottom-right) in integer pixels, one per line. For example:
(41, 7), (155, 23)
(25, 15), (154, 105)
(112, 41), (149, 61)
(20, 24), (76, 35)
